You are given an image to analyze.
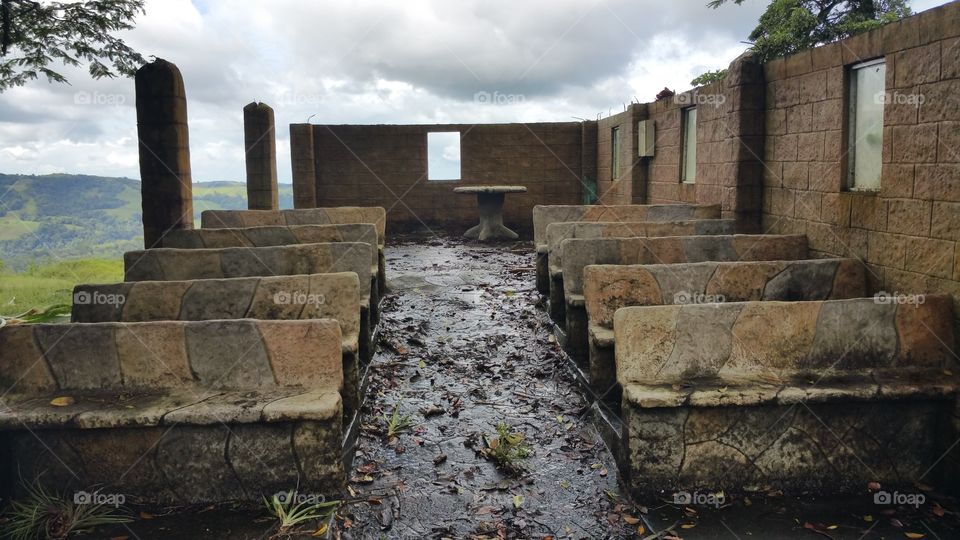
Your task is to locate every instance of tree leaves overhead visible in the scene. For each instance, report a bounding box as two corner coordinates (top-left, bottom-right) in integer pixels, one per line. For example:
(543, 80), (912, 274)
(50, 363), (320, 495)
(0, 0), (146, 92)
(709, 0), (912, 62)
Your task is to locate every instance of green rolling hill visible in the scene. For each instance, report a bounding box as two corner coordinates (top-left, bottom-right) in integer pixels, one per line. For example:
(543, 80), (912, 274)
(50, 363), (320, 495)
(0, 173), (294, 271)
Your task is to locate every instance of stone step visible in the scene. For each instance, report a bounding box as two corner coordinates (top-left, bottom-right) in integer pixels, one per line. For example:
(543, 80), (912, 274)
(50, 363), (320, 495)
(560, 234), (809, 362)
(0, 319), (345, 504)
(160, 223), (386, 298)
(584, 258), (867, 402)
(546, 220), (738, 322)
(123, 241), (378, 326)
(71, 272), (368, 419)
(533, 204), (721, 294)
(612, 295), (959, 496)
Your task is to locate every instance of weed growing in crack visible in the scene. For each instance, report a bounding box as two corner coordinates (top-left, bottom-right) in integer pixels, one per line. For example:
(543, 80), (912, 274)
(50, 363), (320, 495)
(383, 401), (415, 439)
(262, 490), (338, 536)
(481, 423), (531, 476)
(0, 477), (131, 540)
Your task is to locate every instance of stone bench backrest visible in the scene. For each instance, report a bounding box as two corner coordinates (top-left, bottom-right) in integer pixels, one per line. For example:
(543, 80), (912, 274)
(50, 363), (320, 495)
(561, 235), (809, 298)
(0, 319), (343, 395)
(200, 207), (386, 245)
(161, 224), (379, 264)
(614, 296), (956, 385)
(532, 204), (721, 248)
(546, 219), (737, 271)
(123, 243), (372, 298)
(585, 259), (867, 330)
(71, 273), (361, 342)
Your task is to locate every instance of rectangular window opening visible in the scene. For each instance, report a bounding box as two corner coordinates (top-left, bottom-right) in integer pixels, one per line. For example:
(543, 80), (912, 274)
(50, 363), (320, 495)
(611, 127), (621, 180)
(846, 58), (885, 191)
(681, 107), (697, 184)
(427, 132), (461, 181)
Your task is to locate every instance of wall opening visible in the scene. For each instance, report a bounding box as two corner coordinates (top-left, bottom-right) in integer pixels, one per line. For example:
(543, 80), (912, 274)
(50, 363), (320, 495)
(427, 132), (461, 181)
(611, 127), (621, 180)
(681, 107), (697, 184)
(846, 58), (885, 191)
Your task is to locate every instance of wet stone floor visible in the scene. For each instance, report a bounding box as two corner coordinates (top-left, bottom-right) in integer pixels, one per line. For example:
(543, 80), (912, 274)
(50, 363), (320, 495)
(87, 235), (960, 539)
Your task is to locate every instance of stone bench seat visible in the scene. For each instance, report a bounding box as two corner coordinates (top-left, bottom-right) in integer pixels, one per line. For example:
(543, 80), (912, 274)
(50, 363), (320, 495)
(0, 388), (340, 430)
(584, 258), (866, 400)
(560, 234), (809, 364)
(123, 241), (378, 333)
(623, 369), (960, 409)
(0, 319), (345, 504)
(71, 272), (368, 421)
(160, 223), (385, 299)
(201, 207), (387, 299)
(612, 296), (960, 496)
(532, 204), (721, 294)
(545, 219), (737, 321)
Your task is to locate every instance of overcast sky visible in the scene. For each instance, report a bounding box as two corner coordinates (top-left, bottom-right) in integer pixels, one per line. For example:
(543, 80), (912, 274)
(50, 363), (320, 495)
(0, 0), (949, 184)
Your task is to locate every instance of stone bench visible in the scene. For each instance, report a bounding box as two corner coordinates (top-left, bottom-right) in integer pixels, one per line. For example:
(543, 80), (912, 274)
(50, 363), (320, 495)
(71, 272), (367, 421)
(584, 258), (867, 402)
(160, 223), (385, 299)
(0, 319), (345, 504)
(613, 296), (960, 496)
(123, 242), (378, 332)
(201, 207), (386, 298)
(560, 234), (809, 362)
(532, 204), (721, 294)
(546, 219), (737, 321)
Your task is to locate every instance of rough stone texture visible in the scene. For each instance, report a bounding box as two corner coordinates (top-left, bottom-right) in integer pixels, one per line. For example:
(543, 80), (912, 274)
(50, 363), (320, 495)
(70, 274), (366, 415)
(622, 400), (946, 496)
(243, 102), (279, 211)
(615, 296), (956, 385)
(759, 2), (960, 335)
(185, 320), (275, 389)
(135, 58), (194, 249)
(0, 320), (345, 504)
(561, 234), (808, 360)
(200, 207), (386, 246)
(290, 123), (318, 209)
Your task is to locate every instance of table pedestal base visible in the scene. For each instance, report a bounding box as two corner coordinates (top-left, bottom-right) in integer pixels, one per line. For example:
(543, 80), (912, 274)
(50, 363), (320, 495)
(463, 192), (519, 241)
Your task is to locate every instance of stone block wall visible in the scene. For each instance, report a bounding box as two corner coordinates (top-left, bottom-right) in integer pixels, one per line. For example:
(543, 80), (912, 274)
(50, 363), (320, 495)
(640, 53), (765, 230)
(595, 104), (645, 205)
(760, 2), (960, 320)
(299, 123), (586, 234)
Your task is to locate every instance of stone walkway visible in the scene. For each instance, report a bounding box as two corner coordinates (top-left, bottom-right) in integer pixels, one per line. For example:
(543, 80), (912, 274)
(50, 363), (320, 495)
(338, 236), (629, 538)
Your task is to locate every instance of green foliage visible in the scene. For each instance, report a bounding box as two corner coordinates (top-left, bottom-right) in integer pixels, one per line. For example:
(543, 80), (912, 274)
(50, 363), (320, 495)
(0, 174), (294, 270)
(0, 258), (123, 316)
(262, 490), (338, 532)
(691, 68), (728, 87)
(383, 401), (415, 438)
(481, 423), (531, 476)
(0, 477), (131, 540)
(709, 0), (912, 62)
(0, 0), (147, 91)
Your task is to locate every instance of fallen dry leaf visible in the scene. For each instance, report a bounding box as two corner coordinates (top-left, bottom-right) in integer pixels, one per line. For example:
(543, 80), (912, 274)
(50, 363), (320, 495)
(49, 396), (75, 407)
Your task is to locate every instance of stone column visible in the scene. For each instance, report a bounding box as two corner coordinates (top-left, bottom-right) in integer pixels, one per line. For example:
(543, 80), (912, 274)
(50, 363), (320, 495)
(135, 58), (194, 249)
(289, 123), (317, 208)
(243, 102), (279, 210)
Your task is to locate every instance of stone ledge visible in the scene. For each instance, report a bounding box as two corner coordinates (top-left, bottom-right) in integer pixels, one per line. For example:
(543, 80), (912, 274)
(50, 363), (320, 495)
(623, 369), (960, 409)
(0, 388), (342, 429)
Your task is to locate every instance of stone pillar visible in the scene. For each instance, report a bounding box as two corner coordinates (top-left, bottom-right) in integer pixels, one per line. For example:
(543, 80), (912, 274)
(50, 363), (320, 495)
(135, 58), (194, 249)
(579, 120), (598, 204)
(243, 102), (279, 210)
(724, 51), (765, 232)
(289, 123), (317, 209)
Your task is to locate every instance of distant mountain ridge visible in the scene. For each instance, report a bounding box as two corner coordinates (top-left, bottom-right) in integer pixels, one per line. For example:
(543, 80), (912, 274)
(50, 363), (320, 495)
(0, 173), (294, 270)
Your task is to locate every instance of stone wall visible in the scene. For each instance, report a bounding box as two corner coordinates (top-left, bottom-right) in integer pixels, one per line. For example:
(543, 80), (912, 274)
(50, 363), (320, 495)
(638, 53), (765, 230)
(760, 2), (960, 314)
(298, 123), (585, 234)
(595, 105), (644, 205)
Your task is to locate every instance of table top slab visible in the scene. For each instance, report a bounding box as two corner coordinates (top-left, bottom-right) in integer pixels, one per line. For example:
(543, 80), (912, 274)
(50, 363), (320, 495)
(453, 185), (528, 194)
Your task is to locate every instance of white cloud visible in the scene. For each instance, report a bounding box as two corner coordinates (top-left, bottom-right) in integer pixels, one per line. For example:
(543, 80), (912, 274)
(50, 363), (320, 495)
(0, 0), (949, 185)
